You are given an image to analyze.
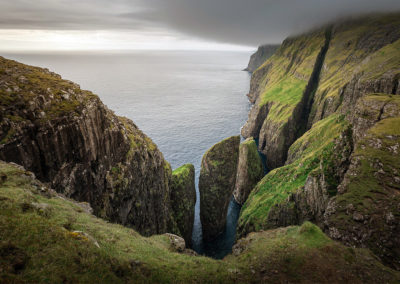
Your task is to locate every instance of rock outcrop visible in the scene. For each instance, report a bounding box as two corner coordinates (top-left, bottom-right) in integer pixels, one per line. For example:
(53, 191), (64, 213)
(233, 138), (264, 204)
(199, 136), (240, 241)
(0, 56), (173, 236)
(244, 44), (279, 73)
(170, 164), (196, 246)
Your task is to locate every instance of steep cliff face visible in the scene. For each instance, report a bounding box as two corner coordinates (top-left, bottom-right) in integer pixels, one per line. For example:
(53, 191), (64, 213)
(238, 13), (400, 270)
(233, 138), (264, 205)
(242, 14), (400, 171)
(0, 56), (173, 236)
(241, 28), (330, 169)
(324, 94), (400, 270)
(199, 136), (240, 241)
(170, 164), (196, 246)
(244, 44), (279, 73)
(238, 114), (352, 235)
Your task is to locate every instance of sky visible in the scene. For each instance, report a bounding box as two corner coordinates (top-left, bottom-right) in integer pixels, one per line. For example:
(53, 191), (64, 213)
(0, 0), (399, 51)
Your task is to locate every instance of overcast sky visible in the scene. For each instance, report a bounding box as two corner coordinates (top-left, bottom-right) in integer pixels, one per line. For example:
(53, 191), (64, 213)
(0, 0), (399, 51)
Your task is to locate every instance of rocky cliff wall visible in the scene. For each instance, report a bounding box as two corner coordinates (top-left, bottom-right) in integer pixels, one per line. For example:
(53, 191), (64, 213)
(0, 56), (174, 236)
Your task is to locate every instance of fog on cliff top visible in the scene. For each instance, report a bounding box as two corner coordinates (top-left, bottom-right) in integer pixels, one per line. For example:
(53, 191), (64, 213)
(0, 0), (399, 50)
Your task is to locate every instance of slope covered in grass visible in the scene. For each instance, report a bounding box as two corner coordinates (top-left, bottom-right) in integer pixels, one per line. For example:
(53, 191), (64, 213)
(1, 161), (398, 283)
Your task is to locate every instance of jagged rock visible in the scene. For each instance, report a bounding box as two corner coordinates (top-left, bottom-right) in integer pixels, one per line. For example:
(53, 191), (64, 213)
(199, 136), (240, 241)
(0, 56), (173, 236)
(169, 164), (196, 247)
(244, 45), (279, 73)
(165, 233), (186, 253)
(233, 138), (264, 204)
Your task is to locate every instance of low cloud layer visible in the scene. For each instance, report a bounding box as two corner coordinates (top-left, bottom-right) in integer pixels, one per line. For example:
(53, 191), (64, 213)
(1, 0), (400, 45)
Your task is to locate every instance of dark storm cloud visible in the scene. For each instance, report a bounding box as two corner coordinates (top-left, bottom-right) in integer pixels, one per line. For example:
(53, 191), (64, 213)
(1, 0), (400, 45)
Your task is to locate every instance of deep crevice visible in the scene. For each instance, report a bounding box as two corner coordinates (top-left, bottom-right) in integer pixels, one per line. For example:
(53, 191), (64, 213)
(296, 27), (332, 138)
(277, 27), (333, 167)
(392, 75), (399, 95)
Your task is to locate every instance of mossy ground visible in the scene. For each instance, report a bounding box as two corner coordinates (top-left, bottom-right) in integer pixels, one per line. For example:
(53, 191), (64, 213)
(238, 115), (349, 234)
(1, 161), (397, 283)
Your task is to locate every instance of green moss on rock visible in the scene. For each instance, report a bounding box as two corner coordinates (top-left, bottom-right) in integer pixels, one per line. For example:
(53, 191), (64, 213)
(199, 136), (240, 241)
(238, 115), (350, 237)
(170, 164), (196, 246)
(233, 138), (264, 204)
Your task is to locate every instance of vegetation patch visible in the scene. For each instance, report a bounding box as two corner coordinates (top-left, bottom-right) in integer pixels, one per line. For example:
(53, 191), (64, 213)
(238, 115), (349, 234)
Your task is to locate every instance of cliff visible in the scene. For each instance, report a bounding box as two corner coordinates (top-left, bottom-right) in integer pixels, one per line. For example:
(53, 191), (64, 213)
(1, 160), (398, 282)
(244, 44), (280, 73)
(233, 138), (264, 204)
(238, 13), (400, 270)
(170, 164), (196, 246)
(199, 136), (240, 241)
(0, 56), (174, 236)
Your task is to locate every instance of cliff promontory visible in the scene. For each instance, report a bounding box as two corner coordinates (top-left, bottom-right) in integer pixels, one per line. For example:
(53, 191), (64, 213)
(244, 44), (280, 73)
(0, 56), (174, 236)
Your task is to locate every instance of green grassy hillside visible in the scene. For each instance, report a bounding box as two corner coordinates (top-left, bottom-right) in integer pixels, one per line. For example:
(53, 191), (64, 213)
(1, 161), (398, 283)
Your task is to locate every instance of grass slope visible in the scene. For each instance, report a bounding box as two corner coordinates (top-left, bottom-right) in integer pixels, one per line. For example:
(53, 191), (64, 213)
(0, 161), (398, 283)
(238, 114), (349, 234)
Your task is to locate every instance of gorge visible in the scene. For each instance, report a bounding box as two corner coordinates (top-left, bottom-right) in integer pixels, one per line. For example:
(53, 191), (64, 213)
(0, 12), (400, 283)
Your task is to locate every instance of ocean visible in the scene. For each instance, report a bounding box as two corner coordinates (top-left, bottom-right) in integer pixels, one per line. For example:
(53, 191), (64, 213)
(3, 50), (252, 258)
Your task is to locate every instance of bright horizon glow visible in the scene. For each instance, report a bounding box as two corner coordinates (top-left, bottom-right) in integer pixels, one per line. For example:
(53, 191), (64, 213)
(0, 29), (254, 52)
